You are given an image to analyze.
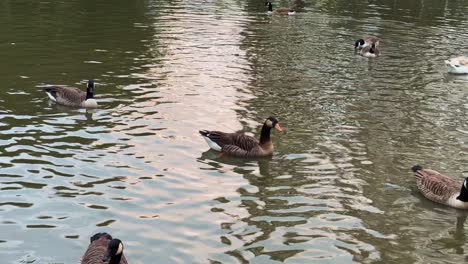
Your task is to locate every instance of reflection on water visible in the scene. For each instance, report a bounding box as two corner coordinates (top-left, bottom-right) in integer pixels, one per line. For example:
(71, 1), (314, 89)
(1, 0), (468, 263)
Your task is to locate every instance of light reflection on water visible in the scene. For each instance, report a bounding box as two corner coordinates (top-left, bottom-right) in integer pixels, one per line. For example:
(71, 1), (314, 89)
(0, 0), (468, 263)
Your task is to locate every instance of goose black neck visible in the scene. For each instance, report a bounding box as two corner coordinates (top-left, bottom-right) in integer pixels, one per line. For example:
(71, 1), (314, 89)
(457, 184), (468, 202)
(86, 86), (94, 100)
(268, 2), (273, 11)
(109, 254), (122, 264)
(259, 124), (272, 145)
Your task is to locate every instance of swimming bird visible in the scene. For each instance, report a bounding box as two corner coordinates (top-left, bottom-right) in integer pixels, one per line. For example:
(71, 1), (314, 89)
(199, 116), (283, 158)
(266, 1), (296, 15)
(354, 36), (380, 50)
(445, 56), (468, 74)
(359, 44), (380, 58)
(411, 165), (468, 209)
(81, 233), (128, 264)
(43, 80), (98, 108)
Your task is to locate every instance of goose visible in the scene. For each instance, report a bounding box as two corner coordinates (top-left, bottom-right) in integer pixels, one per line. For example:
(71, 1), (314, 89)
(354, 36), (380, 50)
(199, 116), (283, 158)
(81, 233), (128, 264)
(266, 1), (296, 16)
(411, 165), (468, 209)
(445, 56), (468, 74)
(43, 80), (98, 108)
(359, 44), (380, 58)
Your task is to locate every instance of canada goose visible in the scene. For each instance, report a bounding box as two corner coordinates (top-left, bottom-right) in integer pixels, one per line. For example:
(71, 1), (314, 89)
(411, 165), (468, 209)
(445, 56), (468, 74)
(44, 80), (98, 108)
(266, 1), (296, 15)
(81, 233), (128, 264)
(199, 116), (283, 158)
(354, 36), (380, 50)
(359, 44), (380, 58)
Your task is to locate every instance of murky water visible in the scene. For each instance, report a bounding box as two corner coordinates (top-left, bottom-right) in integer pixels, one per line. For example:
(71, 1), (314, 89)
(1, 0), (468, 263)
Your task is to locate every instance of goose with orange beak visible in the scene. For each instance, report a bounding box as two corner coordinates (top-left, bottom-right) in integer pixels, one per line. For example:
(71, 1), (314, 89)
(199, 116), (283, 158)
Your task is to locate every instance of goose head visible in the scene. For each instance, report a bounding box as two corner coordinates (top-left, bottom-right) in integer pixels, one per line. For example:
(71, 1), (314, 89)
(265, 116), (283, 131)
(354, 39), (365, 49)
(102, 238), (124, 262)
(87, 80), (95, 95)
(457, 178), (468, 202)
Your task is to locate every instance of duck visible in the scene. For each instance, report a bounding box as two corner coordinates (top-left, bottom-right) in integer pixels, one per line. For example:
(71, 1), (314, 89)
(354, 36), (380, 50)
(359, 44), (380, 58)
(43, 80), (98, 108)
(411, 165), (468, 209)
(266, 1), (296, 16)
(81, 233), (128, 264)
(199, 116), (283, 158)
(445, 56), (468, 74)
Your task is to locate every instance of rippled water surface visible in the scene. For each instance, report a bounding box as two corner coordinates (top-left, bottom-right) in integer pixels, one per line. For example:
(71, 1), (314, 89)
(2, 0), (468, 263)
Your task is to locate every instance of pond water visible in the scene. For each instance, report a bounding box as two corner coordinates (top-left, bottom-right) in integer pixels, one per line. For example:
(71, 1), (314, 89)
(1, 0), (468, 263)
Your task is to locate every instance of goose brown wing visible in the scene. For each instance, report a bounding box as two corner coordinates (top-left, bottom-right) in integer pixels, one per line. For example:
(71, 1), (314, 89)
(228, 133), (260, 151)
(81, 236), (108, 263)
(365, 36), (379, 44)
(275, 7), (291, 13)
(48, 86), (86, 106)
(415, 169), (460, 203)
(202, 131), (259, 150)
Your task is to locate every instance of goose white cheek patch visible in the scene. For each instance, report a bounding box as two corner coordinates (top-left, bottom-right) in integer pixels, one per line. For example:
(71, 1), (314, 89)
(116, 243), (123, 255)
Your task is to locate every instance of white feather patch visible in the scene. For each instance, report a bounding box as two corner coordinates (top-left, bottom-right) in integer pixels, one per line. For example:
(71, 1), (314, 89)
(116, 243), (123, 255)
(265, 120), (273, 127)
(202, 136), (222, 151)
(45, 92), (57, 102)
(82, 99), (98, 108)
(447, 195), (468, 209)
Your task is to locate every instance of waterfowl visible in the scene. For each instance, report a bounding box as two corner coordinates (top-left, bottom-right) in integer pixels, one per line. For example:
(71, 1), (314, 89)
(199, 116), (283, 158)
(266, 1), (296, 15)
(354, 36), (380, 50)
(445, 56), (468, 74)
(411, 165), (468, 209)
(44, 80), (98, 108)
(359, 45), (380, 58)
(81, 233), (128, 264)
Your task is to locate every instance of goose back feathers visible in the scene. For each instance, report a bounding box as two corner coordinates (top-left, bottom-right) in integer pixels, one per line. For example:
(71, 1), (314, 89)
(44, 80), (98, 108)
(355, 36), (380, 50)
(200, 116), (283, 158)
(411, 165), (468, 209)
(81, 233), (128, 264)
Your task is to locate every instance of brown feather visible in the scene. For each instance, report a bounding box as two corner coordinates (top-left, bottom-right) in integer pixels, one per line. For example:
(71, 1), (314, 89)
(413, 168), (460, 205)
(44, 86), (87, 107)
(81, 235), (128, 264)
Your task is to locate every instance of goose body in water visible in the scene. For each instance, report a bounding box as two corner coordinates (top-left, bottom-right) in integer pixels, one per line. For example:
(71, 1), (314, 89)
(445, 56), (468, 74)
(266, 1), (296, 15)
(354, 36), (380, 50)
(81, 233), (128, 264)
(411, 165), (468, 209)
(199, 116), (283, 158)
(44, 80), (98, 108)
(359, 45), (380, 58)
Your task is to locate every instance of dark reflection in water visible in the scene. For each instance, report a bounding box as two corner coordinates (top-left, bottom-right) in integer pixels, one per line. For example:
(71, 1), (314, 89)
(1, 0), (468, 263)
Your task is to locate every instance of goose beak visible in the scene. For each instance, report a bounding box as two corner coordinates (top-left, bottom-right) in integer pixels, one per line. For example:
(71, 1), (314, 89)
(274, 123), (283, 132)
